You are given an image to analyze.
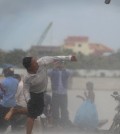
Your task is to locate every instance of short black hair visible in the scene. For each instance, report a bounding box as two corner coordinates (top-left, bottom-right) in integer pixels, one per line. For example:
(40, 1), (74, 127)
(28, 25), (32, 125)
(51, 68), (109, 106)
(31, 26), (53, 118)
(3, 67), (14, 77)
(22, 57), (32, 69)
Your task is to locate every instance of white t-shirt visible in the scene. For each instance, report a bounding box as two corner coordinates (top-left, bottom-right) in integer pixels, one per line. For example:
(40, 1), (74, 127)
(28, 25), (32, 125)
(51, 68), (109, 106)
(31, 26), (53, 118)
(15, 80), (30, 107)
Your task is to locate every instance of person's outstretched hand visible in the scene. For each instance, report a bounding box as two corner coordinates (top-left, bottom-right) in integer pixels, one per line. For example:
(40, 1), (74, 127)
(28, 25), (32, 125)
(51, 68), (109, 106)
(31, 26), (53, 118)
(71, 55), (77, 61)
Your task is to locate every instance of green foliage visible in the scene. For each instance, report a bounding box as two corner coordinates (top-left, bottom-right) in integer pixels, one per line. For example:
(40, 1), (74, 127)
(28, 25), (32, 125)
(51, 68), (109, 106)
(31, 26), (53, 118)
(0, 49), (27, 68)
(0, 49), (6, 66)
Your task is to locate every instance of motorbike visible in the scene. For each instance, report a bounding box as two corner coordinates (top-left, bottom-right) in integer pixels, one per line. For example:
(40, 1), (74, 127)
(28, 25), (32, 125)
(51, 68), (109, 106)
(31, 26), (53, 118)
(108, 91), (120, 134)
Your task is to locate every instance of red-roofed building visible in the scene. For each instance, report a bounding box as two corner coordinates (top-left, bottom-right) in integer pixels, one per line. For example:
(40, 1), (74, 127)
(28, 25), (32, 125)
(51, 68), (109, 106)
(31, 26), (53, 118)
(63, 36), (114, 55)
(63, 36), (92, 55)
(89, 43), (114, 55)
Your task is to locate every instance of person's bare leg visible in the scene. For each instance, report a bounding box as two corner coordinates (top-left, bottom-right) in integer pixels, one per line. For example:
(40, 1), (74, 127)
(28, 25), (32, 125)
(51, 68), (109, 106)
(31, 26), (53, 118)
(4, 107), (14, 120)
(26, 117), (35, 134)
(4, 107), (27, 120)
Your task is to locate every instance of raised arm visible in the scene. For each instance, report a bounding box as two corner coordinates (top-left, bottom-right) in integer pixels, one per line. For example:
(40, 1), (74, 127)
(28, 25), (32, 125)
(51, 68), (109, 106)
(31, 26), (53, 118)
(37, 55), (77, 65)
(76, 95), (85, 101)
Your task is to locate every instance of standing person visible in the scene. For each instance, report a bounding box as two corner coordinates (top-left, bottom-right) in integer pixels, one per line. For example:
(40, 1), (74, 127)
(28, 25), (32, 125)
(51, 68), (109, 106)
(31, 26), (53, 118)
(40, 92), (52, 128)
(11, 74), (30, 132)
(4, 74), (29, 121)
(48, 61), (74, 128)
(74, 81), (99, 131)
(14, 74), (30, 108)
(0, 67), (19, 133)
(22, 55), (77, 134)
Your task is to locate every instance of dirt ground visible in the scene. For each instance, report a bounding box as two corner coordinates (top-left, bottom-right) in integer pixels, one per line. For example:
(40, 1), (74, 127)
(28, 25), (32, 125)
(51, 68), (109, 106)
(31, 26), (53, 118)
(47, 77), (120, 91)
(3, 76), (120, 134)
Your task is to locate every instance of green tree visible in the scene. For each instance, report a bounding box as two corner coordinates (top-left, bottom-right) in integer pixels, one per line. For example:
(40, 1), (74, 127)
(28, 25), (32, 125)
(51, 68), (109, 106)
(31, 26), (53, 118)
(4, 49), (27, 68)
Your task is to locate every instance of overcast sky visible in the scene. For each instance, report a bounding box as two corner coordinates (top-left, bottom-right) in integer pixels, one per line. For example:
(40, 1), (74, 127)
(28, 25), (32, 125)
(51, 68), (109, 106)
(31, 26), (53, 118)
(0, 0), (120, 51)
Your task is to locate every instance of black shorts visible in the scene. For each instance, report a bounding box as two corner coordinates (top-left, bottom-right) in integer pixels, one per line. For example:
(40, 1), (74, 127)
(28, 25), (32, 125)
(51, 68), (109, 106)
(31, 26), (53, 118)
(27, 92), (44, 119)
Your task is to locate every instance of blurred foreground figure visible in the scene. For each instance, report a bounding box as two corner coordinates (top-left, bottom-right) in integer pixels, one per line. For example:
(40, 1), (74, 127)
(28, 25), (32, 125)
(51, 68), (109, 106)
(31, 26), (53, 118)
(0, 67), (19, 133)
(48, 61), (75, 128)
(105, 0), (111, 4)
(11, 74), (29, 132)
(74, 81), (108, 131)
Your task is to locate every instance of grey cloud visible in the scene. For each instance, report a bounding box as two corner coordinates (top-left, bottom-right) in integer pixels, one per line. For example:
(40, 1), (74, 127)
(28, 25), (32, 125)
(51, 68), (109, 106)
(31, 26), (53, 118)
(0, 0), (43, 17)
(0, 0), (120, 17)
(0, 0), (120, 50)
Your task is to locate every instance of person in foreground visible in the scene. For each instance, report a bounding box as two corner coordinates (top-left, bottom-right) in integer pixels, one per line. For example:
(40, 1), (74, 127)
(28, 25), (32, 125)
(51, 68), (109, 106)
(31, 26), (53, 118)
(24, 55), (77, 134)
(6, 55), (77, 134)
(0, 67), (19, 132)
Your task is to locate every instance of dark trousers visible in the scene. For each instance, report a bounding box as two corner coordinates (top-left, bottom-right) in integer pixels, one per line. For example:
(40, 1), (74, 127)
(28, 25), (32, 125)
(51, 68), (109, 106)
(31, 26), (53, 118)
(52, 93), (69, 126)
(0, 105), (10, 132)
(0, 105), (27, 132)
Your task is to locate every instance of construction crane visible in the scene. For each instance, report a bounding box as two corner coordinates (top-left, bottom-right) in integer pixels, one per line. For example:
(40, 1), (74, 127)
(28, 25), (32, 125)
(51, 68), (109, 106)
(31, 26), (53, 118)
(36, 22), (53, 46)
